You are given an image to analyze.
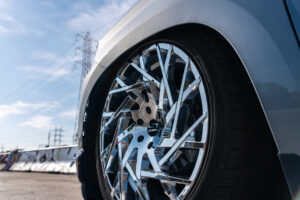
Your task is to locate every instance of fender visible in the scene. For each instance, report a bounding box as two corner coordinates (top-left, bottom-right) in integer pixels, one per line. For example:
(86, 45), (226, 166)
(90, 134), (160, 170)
(77, 0), (300, 197)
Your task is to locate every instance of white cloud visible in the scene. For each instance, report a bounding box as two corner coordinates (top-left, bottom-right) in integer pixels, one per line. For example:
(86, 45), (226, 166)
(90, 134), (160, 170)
(71, 1), (93, 11)
(31, 51), (79, 63)
(0, 13), (44, 35)
(31, 29), (45, 36)
(0, 25), (8, 32)
(40, 1), (55, 8)
(68, 0), (137, 38)
(21, 51), (80, 80)
(22, 65), (70, 79)
(0, 0), (8, 8)
(59, 109), (77, 119)
(19, 115), (53, 129)
(0, 13), (27, 34)
(32, 51), (58, 61)
(0, 101), (57, 119)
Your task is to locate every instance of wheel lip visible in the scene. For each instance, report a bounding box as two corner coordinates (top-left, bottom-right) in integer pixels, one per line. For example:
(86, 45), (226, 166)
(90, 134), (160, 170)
(95, 39), (215, 200)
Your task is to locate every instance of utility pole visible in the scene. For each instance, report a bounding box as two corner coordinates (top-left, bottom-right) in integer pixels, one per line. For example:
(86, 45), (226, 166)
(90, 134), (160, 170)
(47, 130), (51, 147)
(73, 31), (93, 144)
(53, 127), (63, 146)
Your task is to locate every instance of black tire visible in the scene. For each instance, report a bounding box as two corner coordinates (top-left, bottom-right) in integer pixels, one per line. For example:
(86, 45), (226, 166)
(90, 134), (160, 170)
(80, 29), (276, 200)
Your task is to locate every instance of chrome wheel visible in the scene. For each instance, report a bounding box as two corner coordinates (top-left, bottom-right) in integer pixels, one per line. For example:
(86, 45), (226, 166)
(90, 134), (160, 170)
(100, 43), (209, 200)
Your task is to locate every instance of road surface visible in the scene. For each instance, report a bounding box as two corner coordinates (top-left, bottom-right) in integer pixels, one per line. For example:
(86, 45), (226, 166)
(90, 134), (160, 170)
(0, 171), (82, 200)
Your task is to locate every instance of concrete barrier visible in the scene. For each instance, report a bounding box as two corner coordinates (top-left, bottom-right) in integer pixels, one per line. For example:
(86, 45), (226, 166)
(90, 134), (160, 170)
(0, 153), (9, 164)
(9, 145), (79, 174)
(1, 150), (19, 171)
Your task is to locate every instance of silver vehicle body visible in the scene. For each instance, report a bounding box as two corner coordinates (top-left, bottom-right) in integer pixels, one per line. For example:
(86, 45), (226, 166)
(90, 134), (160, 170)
(77, 0), (300, 198)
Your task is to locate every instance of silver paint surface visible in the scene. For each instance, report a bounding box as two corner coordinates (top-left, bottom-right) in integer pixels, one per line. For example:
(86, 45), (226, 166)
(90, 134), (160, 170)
(77, 0), (300, 197)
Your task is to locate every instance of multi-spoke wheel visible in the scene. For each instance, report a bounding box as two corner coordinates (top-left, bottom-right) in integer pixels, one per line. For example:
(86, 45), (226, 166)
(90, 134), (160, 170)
(100, 43), (208, 200)
(77, 32), (277, 200)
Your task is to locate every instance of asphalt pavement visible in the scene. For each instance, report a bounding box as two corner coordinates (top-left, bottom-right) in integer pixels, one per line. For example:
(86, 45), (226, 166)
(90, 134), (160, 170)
(0, 171), (82, 200)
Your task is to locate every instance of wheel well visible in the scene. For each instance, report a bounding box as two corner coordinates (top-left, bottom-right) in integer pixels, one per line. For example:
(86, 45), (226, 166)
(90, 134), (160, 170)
(79, 23), (291, 199)
(155, 24), (291, 198)
(91, 22), (279, 153)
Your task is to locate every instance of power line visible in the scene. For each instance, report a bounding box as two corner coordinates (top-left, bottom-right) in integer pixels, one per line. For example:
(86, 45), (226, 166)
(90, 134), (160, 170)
(5, 54), (78, 104)
(90, 14), (122, 35)
(2, 14), (122, 105)
(1, 40), (80, 104)
(1, 14), (129, 149)
(16, 56), (79, 103)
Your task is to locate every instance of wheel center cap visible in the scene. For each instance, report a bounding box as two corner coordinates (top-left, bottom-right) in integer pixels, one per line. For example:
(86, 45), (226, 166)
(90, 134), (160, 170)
(139, 100), (158, 125)
(147, 119), (160, 136)
(132, 92), (158, 126)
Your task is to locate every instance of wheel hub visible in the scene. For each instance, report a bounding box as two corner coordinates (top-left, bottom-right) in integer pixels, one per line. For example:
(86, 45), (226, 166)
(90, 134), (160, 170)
(132, 93), (158, 126)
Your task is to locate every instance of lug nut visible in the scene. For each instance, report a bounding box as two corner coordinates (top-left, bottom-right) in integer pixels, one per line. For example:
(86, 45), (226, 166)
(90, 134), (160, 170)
(137, 119), (144, 125)
(137, 135), (144, 142)
(147, 142), (153, 149)
(146, 106), (152, 114)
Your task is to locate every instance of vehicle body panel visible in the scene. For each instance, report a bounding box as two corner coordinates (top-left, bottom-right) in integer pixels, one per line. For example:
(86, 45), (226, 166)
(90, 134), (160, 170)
(77, 0), (300, 197)
(286, 0), (300, 43)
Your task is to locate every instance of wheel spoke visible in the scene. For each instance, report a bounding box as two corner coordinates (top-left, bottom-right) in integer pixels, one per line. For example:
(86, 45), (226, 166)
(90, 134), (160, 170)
(158, 138), (205, 149)
(146, 148), (160, 171)
(102, 112), (114, 118)
(111, 172), (120, 198)
(118, 141), (128, 200)
(109, 82), (145, 94)
(161, 181), (178, 200)
(158, 45), (173, 109)
(127, 164), (151, 200)
(117, 123), (135, 143)
(131, 62), (160, 87)
(167, 150), (182, 167)
(101, 96), (135, 135)
(156, 44), (173, 106)
(116, 76), (127, 87)
(165, 77), (201, 124)
(145, 80), (159, 102)
(170, 60), (189, 138)
(125, 162), (137, 182)
(121, 141), (135, 169)
(141, 171), (191, 184)
(138, 184), (151, 200)
(159, 112), (208, 166)
(183, 141), (205, 149)
(139, 55), (148, 83)
(136, 149), (144, 179)
(158, 81), (165, 110)
(105, 118), (129, 171)
(100, 143), (111, 159)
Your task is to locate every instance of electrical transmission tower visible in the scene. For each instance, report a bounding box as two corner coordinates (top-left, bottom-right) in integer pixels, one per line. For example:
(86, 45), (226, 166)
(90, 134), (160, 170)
(47, 131), (51, 147)
(76, 31), (93, 84)
(53, 127), (63, 146)
(73, 31), (94, 144)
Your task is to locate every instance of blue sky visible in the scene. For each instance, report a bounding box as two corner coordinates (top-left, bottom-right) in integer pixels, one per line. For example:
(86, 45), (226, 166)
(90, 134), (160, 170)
(0, 0), (137, 151)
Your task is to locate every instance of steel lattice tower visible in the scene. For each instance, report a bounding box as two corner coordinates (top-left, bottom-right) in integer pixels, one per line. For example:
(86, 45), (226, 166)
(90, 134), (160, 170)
(80, 31), (93, 83)
(73, 31), (93, 144)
